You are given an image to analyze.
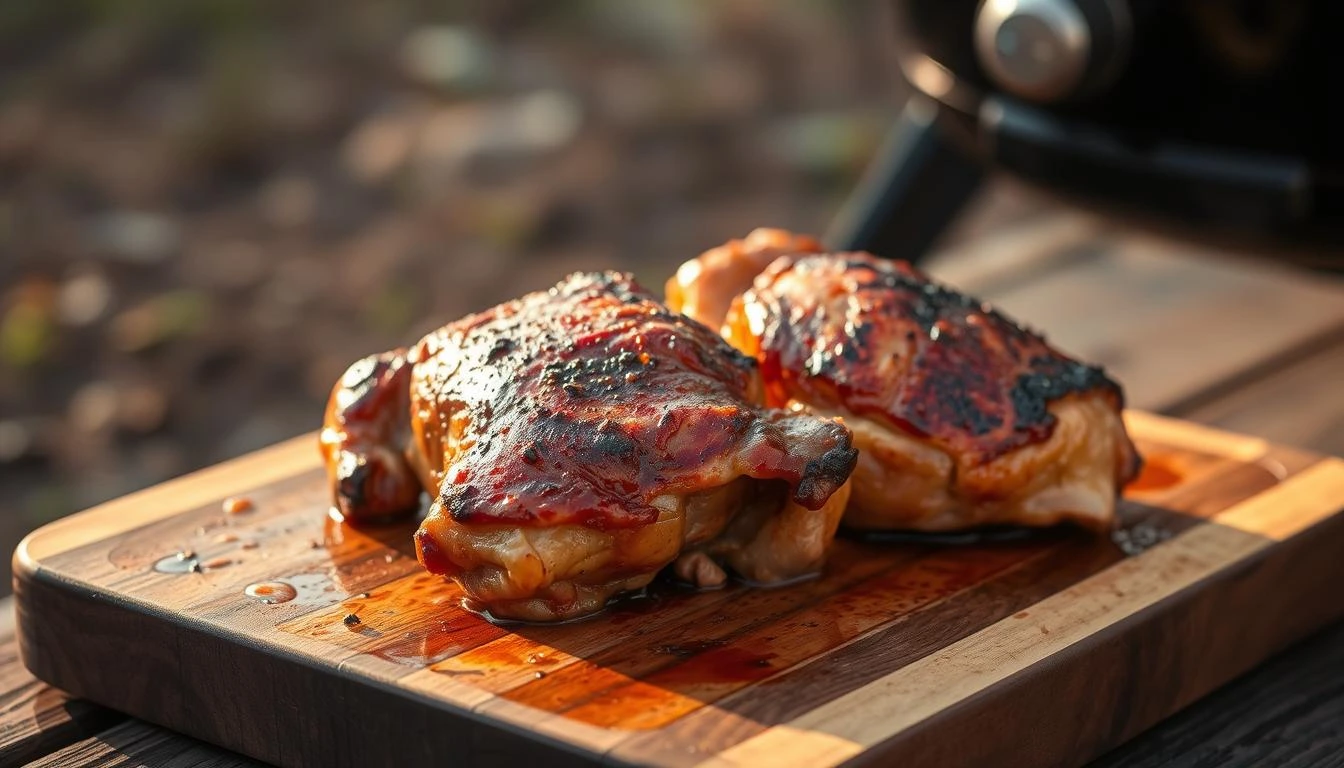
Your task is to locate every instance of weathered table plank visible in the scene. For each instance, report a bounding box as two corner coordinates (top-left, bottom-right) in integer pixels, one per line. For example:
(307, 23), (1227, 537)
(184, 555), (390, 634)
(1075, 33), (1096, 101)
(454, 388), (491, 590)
(956, 233), (1344, 414)
(25, 721), (264, 768)
(1088, 302), (1344, 768)
(1184, 334), (1344, 459)
(0, 611), (122, 765)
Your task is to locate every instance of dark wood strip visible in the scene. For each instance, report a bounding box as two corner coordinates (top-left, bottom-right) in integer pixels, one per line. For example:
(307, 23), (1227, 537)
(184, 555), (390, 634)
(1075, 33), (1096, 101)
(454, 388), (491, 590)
(24, 720), (264, 767)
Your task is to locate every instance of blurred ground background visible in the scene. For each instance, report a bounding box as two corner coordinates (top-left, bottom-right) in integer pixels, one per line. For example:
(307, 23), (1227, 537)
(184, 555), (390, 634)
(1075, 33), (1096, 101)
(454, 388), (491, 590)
(0, 0), (1045, 592)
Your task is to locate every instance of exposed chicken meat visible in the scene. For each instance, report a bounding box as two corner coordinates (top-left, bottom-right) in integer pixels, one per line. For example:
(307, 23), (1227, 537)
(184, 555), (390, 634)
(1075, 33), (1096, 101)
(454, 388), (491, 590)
(667, 231), (1141, 533)
(320, 271), (856, 622)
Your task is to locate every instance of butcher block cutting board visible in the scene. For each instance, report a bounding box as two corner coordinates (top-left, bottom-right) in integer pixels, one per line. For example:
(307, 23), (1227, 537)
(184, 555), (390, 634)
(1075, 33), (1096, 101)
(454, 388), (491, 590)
(12, 411), (1344, 768)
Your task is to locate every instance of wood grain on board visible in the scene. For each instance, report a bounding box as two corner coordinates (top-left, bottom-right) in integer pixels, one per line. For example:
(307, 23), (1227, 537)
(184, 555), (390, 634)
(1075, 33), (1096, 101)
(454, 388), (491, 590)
(13, 410), (1344, 768)
(6, 214), (1344, 767)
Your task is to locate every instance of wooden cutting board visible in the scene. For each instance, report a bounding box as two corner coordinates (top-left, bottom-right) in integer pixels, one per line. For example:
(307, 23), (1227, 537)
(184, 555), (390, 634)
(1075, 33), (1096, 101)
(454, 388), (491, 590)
(13, 411), (1344, 768)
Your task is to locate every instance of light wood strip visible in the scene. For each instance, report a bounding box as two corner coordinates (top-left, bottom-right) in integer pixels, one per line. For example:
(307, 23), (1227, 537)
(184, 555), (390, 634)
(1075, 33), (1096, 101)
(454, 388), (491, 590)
(474, 695), (634, 755)
(16, 432), (319, 565)
(1216, 459), (1344, 540)
(705, 458), (1344, 768)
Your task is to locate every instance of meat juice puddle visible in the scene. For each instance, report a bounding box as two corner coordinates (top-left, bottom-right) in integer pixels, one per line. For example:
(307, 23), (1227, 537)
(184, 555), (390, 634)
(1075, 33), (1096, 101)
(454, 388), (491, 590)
(451, 572), (705, 627)
(1124, 456), (1184, 493)
(841, 526), (1043, 546)
(457, 597), (603, 628)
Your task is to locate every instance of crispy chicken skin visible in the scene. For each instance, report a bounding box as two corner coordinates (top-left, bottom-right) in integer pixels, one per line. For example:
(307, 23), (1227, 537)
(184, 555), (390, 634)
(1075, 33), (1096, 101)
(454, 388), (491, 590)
(320, 271), (857, 622)
(664, 228), (824, 335)
(667, 231), (1141, 533)
(319, 350), (422, 523)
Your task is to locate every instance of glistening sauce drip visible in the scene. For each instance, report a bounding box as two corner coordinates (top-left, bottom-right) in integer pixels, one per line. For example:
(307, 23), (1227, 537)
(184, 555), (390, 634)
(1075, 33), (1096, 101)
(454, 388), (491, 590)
(371, 619), (505, 666)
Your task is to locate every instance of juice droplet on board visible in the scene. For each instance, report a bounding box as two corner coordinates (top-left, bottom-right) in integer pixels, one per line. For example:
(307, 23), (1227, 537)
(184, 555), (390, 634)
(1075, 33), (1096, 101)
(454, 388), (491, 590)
(244, 581), (299, 604)
(223, 496), (255, 515)
(153, 551), (201, 574)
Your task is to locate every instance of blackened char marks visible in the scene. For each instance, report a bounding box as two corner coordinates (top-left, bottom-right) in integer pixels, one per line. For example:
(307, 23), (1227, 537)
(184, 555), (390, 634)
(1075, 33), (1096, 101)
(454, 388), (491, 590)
(423, 269), (846, 531)
(486, 337), (515, 362)
(741, 252), (1126, 465)
(1010, 356), (1121, 435)
(795, 438), (859, 509)
(743, 413), (858, 510)
(837, 320), (873, 363)
(901, 340), (1006, 439)
(568, 270), (651, 306)
(847, 261), (980, 332)
(543, 350), (657, 398)
(443, 483), (481, 520)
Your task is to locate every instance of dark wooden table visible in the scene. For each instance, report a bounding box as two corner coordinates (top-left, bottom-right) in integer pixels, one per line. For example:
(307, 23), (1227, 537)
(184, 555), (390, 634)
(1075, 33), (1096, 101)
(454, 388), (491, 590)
(4, 208), (1343, 766)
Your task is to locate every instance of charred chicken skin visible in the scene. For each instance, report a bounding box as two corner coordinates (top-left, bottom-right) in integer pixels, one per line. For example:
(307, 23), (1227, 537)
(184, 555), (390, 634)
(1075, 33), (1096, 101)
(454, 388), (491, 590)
(667, 229), (1141, 533)
(320, 271), (857, 622)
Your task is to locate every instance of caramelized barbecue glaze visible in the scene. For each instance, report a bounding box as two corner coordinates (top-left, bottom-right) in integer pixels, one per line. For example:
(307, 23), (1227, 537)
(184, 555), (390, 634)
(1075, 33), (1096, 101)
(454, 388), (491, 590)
(321, 271), (856, 622)
(668, 230), (1141, 533)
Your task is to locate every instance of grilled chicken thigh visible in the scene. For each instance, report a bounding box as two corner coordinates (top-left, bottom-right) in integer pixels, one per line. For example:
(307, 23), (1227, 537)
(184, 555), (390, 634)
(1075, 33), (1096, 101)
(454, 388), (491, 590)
(320, 271), (857, 622)
(667, 230), (1141, 533)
